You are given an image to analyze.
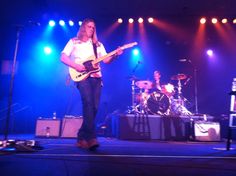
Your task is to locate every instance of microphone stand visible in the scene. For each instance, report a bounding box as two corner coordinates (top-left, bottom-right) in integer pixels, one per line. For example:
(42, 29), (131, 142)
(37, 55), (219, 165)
(4, 25), (23, 140)
(129, 62), (141, 113)
(189, 61), (199, 114)
(180, 59), (199, 114)
(193, 67), (199, 114)
(1, 25), (42, 152)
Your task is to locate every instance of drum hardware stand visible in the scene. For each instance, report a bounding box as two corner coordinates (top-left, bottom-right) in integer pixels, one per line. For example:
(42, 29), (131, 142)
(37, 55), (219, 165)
(131, 77), (137, 112)
(177, 79), (182, 98)
(170, 75), (193, 116)
(176, 79), (185, 106)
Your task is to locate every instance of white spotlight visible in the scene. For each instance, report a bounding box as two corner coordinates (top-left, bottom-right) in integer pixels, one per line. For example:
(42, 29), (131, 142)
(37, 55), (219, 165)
(118, 18), (123, 23)
(211, 18), (218, 24)
(221, 18), (227, 24)
(59, 20), (65, 26)
(128, 18), (134, 23)
(78, 21), (83, 26)
(148, 17), (154, 23)
(200, 17), (206, 24)
(138, 17), (143, 23)
(49, 20), (56, 27)
(68, 20), (74, 26)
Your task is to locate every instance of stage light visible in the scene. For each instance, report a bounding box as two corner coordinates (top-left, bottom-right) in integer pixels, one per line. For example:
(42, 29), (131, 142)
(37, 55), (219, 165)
(78, 21), (83, 26)
(128, 18), (134, 23)
(206, 49), (213, 57)
(200, 17), (206, 24)
(48, 20), (56, 27)
(148, 17), (154, 23)
(221, 18), (227, 24)
(132, 49), (140, 56)
(211, 18), (218, 24)
(44, 46), (52, 55)
(59, 20), (65, 26)
(138, 17), (144, 23)
(117, 18), (123, 23)
(233, 19), (236, 24)
(68, 20), (74, 26)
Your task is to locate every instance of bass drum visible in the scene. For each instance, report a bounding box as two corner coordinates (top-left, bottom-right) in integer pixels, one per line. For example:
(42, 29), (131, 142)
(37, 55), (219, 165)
(146, 92), (170, 115)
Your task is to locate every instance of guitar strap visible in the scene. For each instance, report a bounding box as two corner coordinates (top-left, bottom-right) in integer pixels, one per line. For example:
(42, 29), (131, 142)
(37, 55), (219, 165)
(92, 43), (98, 58)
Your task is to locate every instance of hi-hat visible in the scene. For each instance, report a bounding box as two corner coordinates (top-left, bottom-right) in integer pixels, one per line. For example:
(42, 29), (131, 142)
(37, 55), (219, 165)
(135, 80), (153, 89)
(171, 74), (187, 80)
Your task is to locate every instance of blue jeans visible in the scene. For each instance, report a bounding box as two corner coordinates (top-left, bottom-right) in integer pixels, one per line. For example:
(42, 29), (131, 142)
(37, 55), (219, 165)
(76, 77), (102, 141)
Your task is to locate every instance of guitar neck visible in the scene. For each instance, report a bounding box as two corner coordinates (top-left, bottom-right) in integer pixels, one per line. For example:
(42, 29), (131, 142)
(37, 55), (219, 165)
(92, 42), (138, 65)
(92, 50), (117, 65)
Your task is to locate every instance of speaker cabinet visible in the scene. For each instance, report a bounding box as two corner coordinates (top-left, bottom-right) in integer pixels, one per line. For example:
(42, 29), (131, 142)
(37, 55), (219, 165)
(35, 119), (61, 137)
(194, 121), (221, 141)
(61, 117), (83, 138)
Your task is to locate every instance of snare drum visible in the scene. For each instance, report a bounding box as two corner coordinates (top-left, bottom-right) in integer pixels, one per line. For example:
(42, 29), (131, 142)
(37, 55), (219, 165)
(146, 92), (170, 115)
(136, 92), (150, 105)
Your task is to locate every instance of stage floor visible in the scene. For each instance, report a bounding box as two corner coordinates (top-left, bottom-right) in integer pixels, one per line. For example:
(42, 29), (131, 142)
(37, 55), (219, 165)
(0, 134), (236, 176)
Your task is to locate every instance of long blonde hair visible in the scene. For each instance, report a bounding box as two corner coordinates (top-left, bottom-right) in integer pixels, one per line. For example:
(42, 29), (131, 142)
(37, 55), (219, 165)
(76, 18), (100, 46)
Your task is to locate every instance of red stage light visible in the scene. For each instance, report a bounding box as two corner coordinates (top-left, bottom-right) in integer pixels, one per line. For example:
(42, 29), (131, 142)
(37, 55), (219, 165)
(200, 18), (206, 24)
(117, 18), (123, 23)
(148, 17), (154, 23)
(221, 18), (227, 24)
(128, 18), (134, 23)
(138, 18), (143, 23)
(211, 18), (218, 24)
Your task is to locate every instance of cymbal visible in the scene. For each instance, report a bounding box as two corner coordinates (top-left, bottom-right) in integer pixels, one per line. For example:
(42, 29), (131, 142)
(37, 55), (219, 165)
(135, 80), (153, 89)
(171, 73), (187, 80)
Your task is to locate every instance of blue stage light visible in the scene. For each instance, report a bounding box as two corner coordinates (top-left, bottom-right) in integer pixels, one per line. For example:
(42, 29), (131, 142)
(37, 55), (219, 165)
(48, 20), (56, 27)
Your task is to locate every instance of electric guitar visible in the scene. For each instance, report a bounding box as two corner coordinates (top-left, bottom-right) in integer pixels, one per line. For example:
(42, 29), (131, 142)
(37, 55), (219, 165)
(69, 42), (138, 82)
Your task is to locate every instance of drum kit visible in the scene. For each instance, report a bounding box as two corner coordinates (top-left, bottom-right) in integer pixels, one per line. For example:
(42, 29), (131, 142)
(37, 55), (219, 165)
(129, 73), (192, 116)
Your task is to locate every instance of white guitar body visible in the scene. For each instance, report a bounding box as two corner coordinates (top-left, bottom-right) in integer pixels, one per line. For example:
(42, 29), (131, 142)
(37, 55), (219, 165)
(69, 56), (100, 82)
(69, 42), (138, 82)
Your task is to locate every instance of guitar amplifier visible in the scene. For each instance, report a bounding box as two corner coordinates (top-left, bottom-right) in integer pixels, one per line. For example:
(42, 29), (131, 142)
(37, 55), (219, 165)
(35, 118), (61, 137)
(61, 116), (83, 138)
(194, 121), (221, 141)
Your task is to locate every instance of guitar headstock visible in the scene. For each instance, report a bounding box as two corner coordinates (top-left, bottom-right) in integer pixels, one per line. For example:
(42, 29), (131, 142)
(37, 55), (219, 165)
(121, 42), (138, 50)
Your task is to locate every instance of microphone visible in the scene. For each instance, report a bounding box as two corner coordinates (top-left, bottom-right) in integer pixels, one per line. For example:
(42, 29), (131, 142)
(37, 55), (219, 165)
(179, 59), (187, 62)
(184, 77), (191, 85)
(179, 58), (191, 63)
(28, 20), (41, 26)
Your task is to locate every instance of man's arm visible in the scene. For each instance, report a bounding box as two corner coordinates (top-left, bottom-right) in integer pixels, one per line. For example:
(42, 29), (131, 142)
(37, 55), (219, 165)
(60, 53), (85, 71)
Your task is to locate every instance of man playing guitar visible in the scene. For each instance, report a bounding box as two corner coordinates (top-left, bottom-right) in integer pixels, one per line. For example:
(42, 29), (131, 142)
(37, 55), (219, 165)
(60, 18), (123, 150)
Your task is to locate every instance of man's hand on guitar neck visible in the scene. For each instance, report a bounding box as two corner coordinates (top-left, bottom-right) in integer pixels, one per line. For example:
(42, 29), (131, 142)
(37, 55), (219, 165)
(103, 47), (123, 63)
(116, 46), (123, 56)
